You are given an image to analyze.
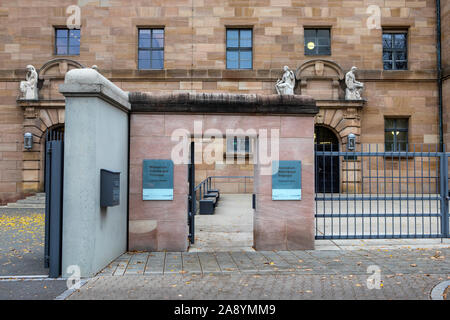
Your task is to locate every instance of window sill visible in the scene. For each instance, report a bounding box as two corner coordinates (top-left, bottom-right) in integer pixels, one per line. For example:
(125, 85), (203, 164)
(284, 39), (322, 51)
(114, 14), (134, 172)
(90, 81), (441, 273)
(224, 153), (253, 159)
(53, 54), (80, 57)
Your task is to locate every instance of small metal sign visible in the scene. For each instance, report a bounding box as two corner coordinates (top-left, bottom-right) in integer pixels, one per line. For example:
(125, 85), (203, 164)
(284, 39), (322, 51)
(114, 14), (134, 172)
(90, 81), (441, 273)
(272, 160), (302, 200)
(143, 159), (174, 200)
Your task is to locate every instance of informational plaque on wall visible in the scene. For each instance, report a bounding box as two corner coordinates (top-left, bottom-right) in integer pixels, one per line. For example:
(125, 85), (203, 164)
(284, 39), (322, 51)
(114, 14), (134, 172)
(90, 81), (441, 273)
(142, 159), (174, 200)
(272, 160), (302, 200)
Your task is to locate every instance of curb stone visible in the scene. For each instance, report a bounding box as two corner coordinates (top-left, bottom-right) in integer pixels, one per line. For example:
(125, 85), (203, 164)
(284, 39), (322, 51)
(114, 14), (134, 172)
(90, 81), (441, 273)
(430, 280), (450, 300)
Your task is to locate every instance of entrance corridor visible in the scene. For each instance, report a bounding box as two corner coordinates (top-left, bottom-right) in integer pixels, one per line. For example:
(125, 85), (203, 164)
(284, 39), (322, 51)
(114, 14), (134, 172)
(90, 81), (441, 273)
(190, 194), (254, 252)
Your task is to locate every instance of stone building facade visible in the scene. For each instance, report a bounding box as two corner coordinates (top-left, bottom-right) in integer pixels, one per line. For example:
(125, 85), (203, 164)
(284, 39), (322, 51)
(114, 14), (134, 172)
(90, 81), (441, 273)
(0, 0), (448, 204)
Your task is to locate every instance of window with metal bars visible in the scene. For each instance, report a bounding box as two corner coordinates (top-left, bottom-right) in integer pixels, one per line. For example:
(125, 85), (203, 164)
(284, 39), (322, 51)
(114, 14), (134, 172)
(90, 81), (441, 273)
(226, 29), (252, 69)
(55, 28), (80, 56)
(138, 28), (164, 70)
(382, 31), (408, 70)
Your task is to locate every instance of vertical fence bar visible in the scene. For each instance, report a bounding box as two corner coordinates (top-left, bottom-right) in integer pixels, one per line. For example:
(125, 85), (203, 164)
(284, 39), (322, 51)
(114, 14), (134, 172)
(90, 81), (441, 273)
(323, 144), (326, 236)
(435, 145), (440, 235)
(376, 144), (379, 237)
(383, 148), (387, 237)
(361, 144), (364, 237)
(330, 143), (334, 236)
(315, 145), (318, 238)
(421, 144), (425, 236)
(399, 144), (402, 237)
(440, 151), (449, 237)
(406, 144), (409, 236)
(428, 145), (432, 235)
(369, 144), (372, 237)
(413, 144), (417, 237)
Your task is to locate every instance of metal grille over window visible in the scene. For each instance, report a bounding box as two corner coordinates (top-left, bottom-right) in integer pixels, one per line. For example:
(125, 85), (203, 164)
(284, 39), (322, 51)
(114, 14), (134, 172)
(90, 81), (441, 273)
(138, 29), (164, 70)
(55, 29), (80, 56)
(383, 32), (408, 70)
(226, 29), (252, 69)
(304, 29), (331, 56)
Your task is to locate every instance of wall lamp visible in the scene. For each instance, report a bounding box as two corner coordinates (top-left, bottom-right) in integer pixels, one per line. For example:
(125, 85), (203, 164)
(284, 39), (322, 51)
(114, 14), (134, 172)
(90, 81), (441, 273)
(24, 132), (33, 150)
(347, 133), (356, 151)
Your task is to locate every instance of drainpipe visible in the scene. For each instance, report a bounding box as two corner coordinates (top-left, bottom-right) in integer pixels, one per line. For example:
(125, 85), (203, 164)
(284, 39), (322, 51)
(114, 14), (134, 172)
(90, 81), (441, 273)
(436, 0), (443, 151)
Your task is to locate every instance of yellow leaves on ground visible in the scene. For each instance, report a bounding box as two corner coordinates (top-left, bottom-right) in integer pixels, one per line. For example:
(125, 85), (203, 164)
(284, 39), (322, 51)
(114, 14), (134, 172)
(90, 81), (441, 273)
(0, 213), (44, 259)
(0, 214), (44, 232)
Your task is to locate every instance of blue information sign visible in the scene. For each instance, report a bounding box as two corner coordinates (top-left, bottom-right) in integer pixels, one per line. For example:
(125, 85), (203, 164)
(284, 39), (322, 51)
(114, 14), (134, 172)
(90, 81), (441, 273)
(272, 160), (302, 200)
(142, 159), (174, 200)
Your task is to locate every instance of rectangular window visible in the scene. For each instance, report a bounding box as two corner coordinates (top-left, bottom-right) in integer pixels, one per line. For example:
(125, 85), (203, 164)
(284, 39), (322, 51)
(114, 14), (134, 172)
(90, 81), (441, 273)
(226, 137), (252, 154)
(138, 28), (164, 70)
(304, 28), (331, 56)
(382, 31), (408, 70)
(55, 28), (80, 56)
(226, 29), (252, 69)
(384, 118), (409, 152)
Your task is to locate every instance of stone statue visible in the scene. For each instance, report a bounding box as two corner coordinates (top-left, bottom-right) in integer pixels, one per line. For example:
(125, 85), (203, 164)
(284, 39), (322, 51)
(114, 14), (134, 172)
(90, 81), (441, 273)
(345, 66), (364, 100)
(275, 65), (295, 95)
(19, 65), (38, 100)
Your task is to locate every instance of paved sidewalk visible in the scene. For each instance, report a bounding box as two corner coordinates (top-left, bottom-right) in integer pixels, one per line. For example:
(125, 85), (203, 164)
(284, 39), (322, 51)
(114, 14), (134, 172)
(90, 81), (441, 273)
(190, 194), (253, 252)
(98, 248), (450, 276)
(67, 248), (450, 300)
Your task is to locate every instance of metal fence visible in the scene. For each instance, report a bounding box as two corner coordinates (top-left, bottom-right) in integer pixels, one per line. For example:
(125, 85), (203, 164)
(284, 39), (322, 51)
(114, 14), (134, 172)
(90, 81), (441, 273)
(315, 144), (449, 239)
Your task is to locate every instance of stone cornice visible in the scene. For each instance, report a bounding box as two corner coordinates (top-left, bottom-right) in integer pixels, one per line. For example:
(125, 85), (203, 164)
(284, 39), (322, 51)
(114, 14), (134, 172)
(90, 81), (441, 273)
(316, 100), (366, 109)
(17, 99), (65, 109)
(130, 92), (318, 115)
(0, 69), (439, 82)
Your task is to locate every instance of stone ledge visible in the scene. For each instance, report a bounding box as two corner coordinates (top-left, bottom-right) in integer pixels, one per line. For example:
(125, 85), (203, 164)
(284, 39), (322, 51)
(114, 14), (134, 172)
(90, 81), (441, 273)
(129, 92), (318, 115)
(316, 100), (366, 109)
(17, 99), (65, 109)
(1, 68), (439, 82)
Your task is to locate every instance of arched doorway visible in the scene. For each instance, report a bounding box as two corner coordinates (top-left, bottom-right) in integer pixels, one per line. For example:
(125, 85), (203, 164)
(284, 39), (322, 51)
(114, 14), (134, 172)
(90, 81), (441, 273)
(315, 125), (339, 193)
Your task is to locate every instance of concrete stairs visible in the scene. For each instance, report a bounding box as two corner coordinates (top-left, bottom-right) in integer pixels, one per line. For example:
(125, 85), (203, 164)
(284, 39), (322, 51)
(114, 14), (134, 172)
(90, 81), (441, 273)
(1, 193), (46, 210)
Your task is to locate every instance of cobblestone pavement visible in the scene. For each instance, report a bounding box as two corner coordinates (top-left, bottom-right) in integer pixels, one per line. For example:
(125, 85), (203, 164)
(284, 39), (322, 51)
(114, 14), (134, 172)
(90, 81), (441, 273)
(68, 248), (450, 300)
(0, 210), (46, 276)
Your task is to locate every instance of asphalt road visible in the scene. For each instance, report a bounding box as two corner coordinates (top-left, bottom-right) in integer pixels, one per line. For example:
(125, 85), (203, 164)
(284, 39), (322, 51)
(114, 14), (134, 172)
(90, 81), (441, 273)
(0, 210), (67, 300)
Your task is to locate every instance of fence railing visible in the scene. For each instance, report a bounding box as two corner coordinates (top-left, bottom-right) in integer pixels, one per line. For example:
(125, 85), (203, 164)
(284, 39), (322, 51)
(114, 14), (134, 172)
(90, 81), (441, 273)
(314, 144), (449, 239)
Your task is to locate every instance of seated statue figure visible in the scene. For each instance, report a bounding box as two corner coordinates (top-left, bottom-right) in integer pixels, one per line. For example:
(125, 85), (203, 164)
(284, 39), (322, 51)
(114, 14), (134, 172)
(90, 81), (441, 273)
(345, 66), (364, 100)
(19, 65), (38, 100)
(275, 66), (295, 95)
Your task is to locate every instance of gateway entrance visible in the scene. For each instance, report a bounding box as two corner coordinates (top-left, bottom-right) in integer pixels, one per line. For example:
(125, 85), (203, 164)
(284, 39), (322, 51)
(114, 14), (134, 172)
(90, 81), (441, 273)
(127, 92), (318, 252)
(188, 137), (255, 252)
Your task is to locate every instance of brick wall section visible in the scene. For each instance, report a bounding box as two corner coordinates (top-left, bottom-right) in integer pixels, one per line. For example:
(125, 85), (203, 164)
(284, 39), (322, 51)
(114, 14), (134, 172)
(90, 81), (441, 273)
(129, 113), (316, 251)
(0, 80), (24, 204)
(0, 1), (444, 203)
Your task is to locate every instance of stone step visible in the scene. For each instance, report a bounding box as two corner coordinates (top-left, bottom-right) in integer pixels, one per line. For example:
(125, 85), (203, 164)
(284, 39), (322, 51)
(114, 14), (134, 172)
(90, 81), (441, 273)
(1, 193), (47, 209)
(4, 203), (45, 209)
(16, 198), (46, 204)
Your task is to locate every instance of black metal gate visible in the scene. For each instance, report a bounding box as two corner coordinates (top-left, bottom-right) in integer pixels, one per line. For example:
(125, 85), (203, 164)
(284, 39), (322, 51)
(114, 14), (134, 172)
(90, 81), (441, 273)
(315, 144), (450, 240)
(44, 128), (64, 278)
(188, 141), (195, 244)
(315, 126), (339, 193)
